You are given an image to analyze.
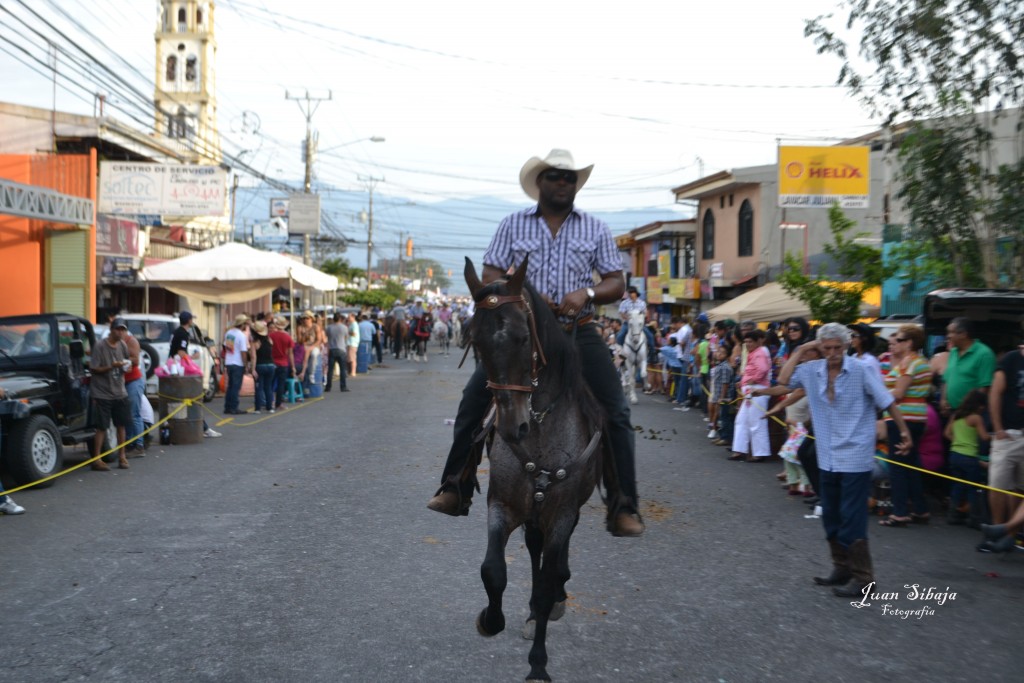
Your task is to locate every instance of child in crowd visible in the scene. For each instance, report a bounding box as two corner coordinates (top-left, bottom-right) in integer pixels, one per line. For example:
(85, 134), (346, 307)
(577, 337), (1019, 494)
(708, 345), (734, 444)
(944, 389), (991, 526)
(660, 337), (682, 405)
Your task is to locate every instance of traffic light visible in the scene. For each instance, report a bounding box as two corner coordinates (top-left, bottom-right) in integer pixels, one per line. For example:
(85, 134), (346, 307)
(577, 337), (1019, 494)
(406, 238), (413, 257)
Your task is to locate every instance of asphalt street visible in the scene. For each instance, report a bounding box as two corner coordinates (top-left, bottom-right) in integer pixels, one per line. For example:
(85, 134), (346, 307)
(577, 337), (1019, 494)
(2, 348), (1022, 682)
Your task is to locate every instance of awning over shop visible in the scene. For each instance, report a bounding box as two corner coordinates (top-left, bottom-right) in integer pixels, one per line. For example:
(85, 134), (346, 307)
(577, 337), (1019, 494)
(138, 242), (338, 304)
(705, 282), (810, 323)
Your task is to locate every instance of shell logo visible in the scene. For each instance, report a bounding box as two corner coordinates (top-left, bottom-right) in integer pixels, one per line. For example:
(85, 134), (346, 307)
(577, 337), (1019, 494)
(785, 162), (804, 179)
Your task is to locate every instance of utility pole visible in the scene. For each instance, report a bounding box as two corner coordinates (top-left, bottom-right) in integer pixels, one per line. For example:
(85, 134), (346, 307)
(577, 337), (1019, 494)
(358, 175), (384, 290)
(285, 89), (331, 265)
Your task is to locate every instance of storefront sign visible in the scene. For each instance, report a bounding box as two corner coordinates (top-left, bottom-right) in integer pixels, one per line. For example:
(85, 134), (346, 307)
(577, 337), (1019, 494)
(270, 198), (289, 217)
(98, 255), (137, 284)
(287, 193), (320, 235)
(252, 217), (289, 246)
(778, 146), (870, 208)
(96, 215), (140, 256)
(99, 162), (227, 216)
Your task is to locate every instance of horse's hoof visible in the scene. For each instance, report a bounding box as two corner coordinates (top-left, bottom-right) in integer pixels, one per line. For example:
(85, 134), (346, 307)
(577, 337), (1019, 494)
(522, 618), (535, 640)
(476, 608), (504, 637)
(550, 600), (566, 621)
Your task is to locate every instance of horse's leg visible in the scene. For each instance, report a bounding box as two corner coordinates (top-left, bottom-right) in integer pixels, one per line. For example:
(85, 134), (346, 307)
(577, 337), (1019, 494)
(522, 522), (544, 640)
(525, 523), (574, 683)
(523, 515), (575, 640)
(640, 350), (649, 392)
(477, 505), (514, 637)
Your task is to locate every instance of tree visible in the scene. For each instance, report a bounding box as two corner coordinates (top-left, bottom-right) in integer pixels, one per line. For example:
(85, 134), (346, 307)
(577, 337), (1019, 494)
(806, 1), (1024, 288)
(778, 205), (892, 324)
(319, 258), (365, 285)
(340, 280), (406, 311)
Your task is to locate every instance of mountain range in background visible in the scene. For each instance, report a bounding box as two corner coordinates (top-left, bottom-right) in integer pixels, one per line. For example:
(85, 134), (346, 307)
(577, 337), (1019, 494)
(234, 184), (691, 293)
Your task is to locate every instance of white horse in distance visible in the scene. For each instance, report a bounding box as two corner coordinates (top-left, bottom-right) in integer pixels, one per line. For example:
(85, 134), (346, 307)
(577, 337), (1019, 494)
(619, 310), (648, 404)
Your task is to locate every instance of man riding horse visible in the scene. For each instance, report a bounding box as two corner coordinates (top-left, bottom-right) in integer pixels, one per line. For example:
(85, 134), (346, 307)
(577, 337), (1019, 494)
(616, 285), (656, 350)
(427, 148), (644, 537)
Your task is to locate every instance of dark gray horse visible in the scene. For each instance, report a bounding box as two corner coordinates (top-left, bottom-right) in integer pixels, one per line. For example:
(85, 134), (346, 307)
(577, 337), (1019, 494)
(463, 256), (617, 683)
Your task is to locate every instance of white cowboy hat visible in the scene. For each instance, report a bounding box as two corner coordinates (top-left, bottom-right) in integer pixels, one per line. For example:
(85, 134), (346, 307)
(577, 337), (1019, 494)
(519, 149), (594, 201)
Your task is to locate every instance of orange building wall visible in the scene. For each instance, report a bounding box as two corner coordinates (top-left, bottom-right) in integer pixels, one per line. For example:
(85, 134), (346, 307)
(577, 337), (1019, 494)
(0, 151), (96, 319)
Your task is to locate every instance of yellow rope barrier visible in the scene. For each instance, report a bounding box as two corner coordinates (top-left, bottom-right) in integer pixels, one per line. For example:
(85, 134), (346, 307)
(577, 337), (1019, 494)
(0, 393), (200, 496)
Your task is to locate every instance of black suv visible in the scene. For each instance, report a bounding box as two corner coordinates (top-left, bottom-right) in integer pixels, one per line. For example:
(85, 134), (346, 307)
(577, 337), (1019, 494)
(923, 289), (1024, 355)
(0, 313), (98, 488)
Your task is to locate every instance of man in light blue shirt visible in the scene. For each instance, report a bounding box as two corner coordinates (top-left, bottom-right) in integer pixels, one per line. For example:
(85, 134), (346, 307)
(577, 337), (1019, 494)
(766, 323), (912, 598)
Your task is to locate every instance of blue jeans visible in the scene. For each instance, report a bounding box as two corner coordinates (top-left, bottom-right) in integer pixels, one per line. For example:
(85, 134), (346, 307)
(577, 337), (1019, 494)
(224, 364), (244, 412)
(255, 364), (276, 410)
(718, 403), (735, 442)
(949, 451), (986, 510)
(819, 469), (873, 547)
(885, 421), (928, 517)
(125, 377), (145, 448)
(274, 365), (291, 407)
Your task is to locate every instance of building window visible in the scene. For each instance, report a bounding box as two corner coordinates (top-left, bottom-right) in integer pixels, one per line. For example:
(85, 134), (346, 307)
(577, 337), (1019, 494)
(169, 106), (188, 139)
(719, 196), (724, 209)
(185, 56), (197, 82)
(738, 199), (754, 257)
(197, 9), (203, 25)
(702, 209), (715, 260)
(729, 194), (734, 207)
(165, 55), (177, 82)
(683, 237), (696, 276)
(178, 7), (187, 31)
(647, 255), (657, 277)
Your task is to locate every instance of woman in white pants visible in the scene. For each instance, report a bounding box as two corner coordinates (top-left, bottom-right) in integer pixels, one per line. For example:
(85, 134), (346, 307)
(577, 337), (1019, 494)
(730, 328), (773, 462)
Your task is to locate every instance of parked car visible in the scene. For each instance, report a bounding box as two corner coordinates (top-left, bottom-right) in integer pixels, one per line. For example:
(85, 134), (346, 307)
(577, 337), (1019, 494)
(923, 288), (1024, 355)
(116, 314), (219, 403)
(0, 313), (97, 487)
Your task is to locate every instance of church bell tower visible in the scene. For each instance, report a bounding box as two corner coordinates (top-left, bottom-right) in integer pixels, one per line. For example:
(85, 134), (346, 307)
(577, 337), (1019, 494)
(154, 1), (220, 163)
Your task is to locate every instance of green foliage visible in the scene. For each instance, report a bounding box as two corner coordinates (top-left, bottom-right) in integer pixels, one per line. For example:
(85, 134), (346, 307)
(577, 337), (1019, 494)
(778, 205), (892, 324)
(340, 280), (406, 311)
(806, 1), (1024, 288)
(805, 1), (1023, 122)
(319, 258), (365, 284)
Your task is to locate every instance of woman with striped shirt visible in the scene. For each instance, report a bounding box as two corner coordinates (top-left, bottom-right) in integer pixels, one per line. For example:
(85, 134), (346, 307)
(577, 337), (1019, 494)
(879, 324), (933, 527)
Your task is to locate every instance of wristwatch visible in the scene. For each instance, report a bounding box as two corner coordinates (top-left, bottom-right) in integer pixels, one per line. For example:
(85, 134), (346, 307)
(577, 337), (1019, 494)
(585, 287), (596, 302)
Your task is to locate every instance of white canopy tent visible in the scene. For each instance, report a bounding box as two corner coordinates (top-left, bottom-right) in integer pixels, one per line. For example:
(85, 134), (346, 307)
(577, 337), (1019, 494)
(139, 242), (339, 304)
(704, 282), (811, 323)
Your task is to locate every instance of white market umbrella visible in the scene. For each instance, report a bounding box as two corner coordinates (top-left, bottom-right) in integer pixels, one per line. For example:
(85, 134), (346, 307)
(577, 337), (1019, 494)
(139, 242), (339, 304)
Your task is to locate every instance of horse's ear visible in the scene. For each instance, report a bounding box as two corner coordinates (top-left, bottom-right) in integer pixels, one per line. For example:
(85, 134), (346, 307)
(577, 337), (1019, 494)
(507, 253), (529, 295)
(464, 257), (483, 297)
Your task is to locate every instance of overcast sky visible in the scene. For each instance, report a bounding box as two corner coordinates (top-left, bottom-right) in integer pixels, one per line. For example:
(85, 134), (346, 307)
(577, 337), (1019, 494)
(1, 0), (884, 287)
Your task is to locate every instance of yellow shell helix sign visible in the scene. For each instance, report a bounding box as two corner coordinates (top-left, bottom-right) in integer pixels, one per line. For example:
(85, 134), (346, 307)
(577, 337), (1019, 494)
(777, 146), (870, 209)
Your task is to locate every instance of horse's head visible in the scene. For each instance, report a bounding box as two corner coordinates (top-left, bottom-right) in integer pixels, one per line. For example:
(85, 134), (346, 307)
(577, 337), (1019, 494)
(466, 255), (535, 444)
(627, 310), (646, 335)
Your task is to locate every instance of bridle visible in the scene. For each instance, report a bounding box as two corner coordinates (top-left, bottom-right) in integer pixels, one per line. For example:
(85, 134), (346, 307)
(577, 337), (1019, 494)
(464, 292), (548, 394)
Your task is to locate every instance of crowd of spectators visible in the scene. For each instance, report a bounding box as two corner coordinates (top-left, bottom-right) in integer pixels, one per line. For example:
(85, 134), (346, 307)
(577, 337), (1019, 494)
(599, 308), (1024, 556)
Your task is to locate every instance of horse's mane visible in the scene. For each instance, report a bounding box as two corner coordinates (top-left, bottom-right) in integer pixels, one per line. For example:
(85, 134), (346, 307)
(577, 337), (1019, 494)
(471, 278), (604, 427)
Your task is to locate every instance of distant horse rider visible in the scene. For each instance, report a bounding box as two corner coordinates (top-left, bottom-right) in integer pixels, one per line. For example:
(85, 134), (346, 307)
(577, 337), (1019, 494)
(616, 286), (655, 351)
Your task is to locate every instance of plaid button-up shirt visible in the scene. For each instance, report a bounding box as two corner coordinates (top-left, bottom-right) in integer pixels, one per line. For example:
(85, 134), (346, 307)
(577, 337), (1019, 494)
(619, 298), (647, 317)
(482, 206), (623, 316)
(789, 355), (894, 473)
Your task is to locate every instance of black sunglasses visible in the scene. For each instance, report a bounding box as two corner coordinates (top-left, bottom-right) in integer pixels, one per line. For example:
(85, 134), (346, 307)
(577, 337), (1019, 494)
(787, 326), (801, 332)
(542, 169), (578, 184)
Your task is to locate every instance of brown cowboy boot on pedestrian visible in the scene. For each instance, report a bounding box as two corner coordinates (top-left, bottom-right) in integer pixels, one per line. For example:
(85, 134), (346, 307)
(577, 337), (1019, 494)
(813, 539), (851, 586)
(832, 539), (874, 597)
(90, 460), (111, 471)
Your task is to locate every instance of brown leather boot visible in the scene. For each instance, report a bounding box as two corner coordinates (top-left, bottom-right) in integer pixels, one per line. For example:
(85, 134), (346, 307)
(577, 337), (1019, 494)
(813, 539), (851, 586)
(611, 511), (645, 537)
(90, 460), (111, 472)
(832, 539), (874, 597)
(427, 487), (471, 516)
